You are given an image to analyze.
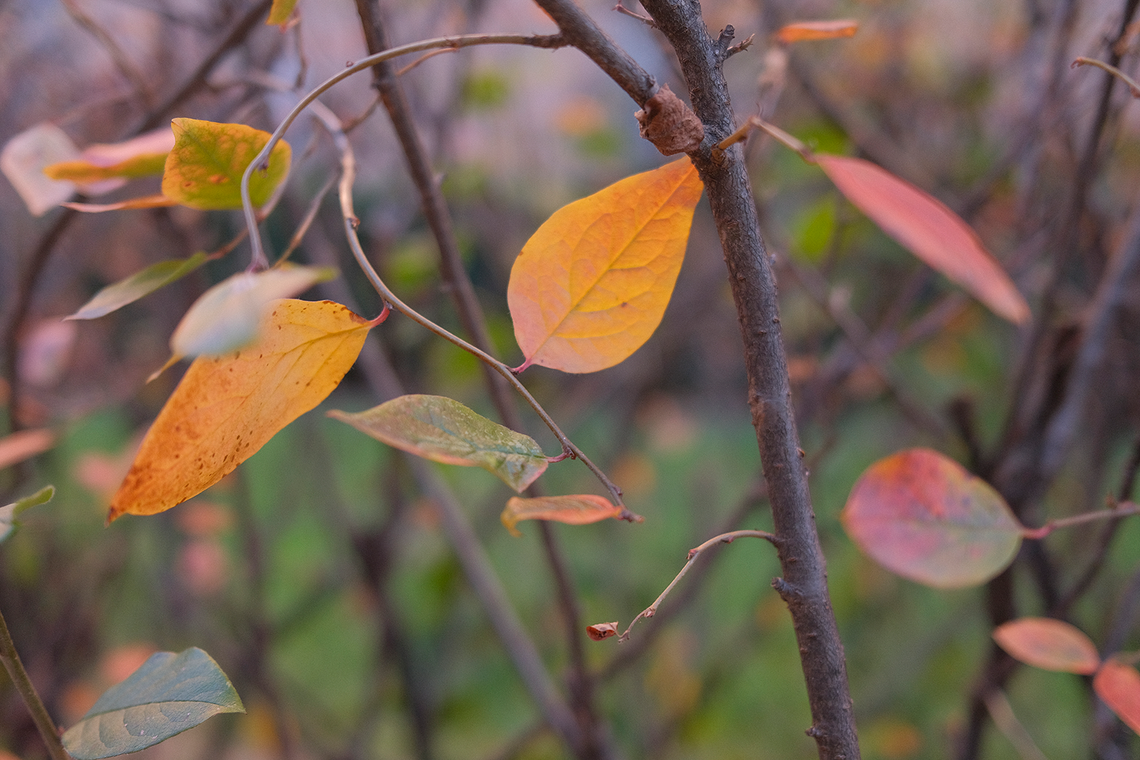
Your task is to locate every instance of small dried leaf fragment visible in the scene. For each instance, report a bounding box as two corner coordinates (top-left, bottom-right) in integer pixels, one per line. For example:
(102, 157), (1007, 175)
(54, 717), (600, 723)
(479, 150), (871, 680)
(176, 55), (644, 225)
(774, 19), (859, 43)
(508, 158), (703, 373)
(108, 300), (371, 521)
(993, 618), (1100, 674)
(501, 494), (625, 536)
(586, 622), (620, 641)
(1094, 659), (1140, 735)
(816, 155), (1029, 324)
(329, 395), (547, 492)
(841, 448), (1023, 588)
(162, 118), (291, 209)
(635, 84), (704, 156)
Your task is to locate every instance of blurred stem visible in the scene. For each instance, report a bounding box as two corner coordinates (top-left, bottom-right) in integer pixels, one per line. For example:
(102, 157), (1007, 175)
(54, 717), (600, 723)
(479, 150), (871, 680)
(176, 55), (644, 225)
(0, 604), (70, 760)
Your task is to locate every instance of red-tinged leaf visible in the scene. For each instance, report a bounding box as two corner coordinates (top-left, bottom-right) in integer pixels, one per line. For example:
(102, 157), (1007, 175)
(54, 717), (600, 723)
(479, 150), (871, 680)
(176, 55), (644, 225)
(774, 19), (859, 43)
(44, 128), (173, 184)
(1, 123), (81, 215)
(815, 155), (1030, 324)
(508, 158), (703, 373)
(0, 429), (55, 471)
(108, 300), (371, 521)
(62, 194), (178, 213)
(501, 494), (624, 537)
(993, 618), (1100, 674)
(162, 118), (291, 210)
(841, 448), (1023, 588)
(329, 396), (547, 493)
(267, 0), (298, 25)
(586, 622), (620, 641)
(67, 253), (211, 320)
(1094, 659), (1140, 735)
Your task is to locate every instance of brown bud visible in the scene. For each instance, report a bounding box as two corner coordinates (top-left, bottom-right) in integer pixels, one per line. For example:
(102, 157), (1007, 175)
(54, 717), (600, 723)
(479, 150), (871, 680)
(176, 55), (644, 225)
(635, 84), (704, 156)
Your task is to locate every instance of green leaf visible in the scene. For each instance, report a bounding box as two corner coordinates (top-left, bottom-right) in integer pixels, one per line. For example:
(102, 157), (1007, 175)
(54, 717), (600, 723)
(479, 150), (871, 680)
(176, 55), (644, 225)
(329, 395), (548, 492)
(169, 265), (336, 359)
(161, 119), (291, 210)
(0, 485), (54, 543)
(62, 648), (244, 760)
(67, 253), (210, 320)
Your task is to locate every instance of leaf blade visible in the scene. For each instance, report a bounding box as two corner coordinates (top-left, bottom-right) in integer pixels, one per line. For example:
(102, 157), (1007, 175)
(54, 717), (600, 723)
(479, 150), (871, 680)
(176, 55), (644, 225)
(774, 19), (859, 43)
(993, 618), (1100, 674)
(161, 118), (291, 210)
(1094, 659), (1140, 736)
(67, 253), (211, 320)
(44, 128), (174, 184)
(508, 158), (703, 373)
(329, 395), (548, 492)
(0, 485), (55, 543)
(501, 494), (624, 536)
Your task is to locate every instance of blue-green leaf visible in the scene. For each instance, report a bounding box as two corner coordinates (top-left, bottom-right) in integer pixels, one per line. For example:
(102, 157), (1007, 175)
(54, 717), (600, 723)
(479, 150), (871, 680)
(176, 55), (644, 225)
(62, 648), (244, 760)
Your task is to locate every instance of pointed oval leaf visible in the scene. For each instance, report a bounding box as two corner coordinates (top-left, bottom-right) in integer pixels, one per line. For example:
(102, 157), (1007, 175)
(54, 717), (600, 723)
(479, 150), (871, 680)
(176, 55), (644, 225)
(68, 253), (211, 320)
(0, 485), (54, 543)
(44, 128), (174, 184)
(267, 0), (299, 25)
(841, 448), (1023, 588)
(170, 265), (336, 358)
(508, 158), (703, 373)
(62, 647), (244, 760)
(161, 118), (291, 210)
(1, 122), (80, 215)
(815, 155), (1029, 324)
(329, 395), (547, 492)
(108, 299), (371, 521)
(1095, 659), (1140, 736)
(993, 618), (1100, 674)
(501, 494), (624, 536)
(774, 19), (859, 43)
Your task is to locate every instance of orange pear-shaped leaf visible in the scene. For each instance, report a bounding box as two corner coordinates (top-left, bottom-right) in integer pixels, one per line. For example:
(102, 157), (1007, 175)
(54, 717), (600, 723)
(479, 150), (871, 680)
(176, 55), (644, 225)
(162, 118), (291, 210)
(993, 618), (1100, 674)
(774, 19), (859, 43)
(329, 395), (547, 492)
(501, 494), (624, 536)
(815, 155), (1029, 324)
(1094, 659), (1140, 735)
(108, 300), (371, 521)
(44, 128), (173, 184)
(841, 448), (1023, 588)
(508, 158), (703, 373)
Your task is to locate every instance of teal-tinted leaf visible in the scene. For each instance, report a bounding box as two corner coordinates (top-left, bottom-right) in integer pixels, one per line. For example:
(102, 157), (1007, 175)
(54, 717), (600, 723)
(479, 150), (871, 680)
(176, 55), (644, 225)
(67, 253), (210, 320)
(62, 648), (244, 760)
(329, 395), (548, 492)
(0, 485), (54, 543)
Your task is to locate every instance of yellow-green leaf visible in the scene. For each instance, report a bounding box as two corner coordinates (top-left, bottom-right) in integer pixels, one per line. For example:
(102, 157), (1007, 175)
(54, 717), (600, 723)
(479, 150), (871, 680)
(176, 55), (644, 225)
(62, 194), (178, 212)
(161, 118), (291, 210)
(508, 158), (703, 373)
(108, 299), (372, 521)
(44, 128), (173, 184)
(67, 253), (211, 320)
(329, 395), (548, 492)
(267, 0), (299, 25)
(501, 494), (625, 536)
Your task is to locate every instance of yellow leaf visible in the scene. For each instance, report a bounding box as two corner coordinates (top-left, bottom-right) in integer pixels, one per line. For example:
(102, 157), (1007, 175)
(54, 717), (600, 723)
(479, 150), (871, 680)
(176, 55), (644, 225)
(501, 494), (626, 537)
(108, 300), (372, 521)
(161, 119), (291, 210)
(508, 158), (703, 373)
(267, 0), (299, 25)
(44, 128), (173, 184)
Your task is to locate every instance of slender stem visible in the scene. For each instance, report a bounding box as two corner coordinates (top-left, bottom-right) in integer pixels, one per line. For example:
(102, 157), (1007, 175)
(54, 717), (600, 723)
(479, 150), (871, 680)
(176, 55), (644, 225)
(1021, 501), (1140, 540)
(0, 603), (70, 760)
(1072, 56), (1140, 97)
(617, 530), (777, 642)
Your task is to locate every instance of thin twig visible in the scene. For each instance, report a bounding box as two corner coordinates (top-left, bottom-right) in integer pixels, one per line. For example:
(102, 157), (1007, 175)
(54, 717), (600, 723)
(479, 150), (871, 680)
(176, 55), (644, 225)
(982, 689), (1051, 760)
(1021, 501), (1140, 539)
(60, 0), (154, 107)
(0, 603), (70, 760)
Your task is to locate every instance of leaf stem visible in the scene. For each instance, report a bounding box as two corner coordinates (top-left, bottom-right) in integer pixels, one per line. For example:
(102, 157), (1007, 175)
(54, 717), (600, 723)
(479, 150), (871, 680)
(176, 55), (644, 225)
(0, 603), (70, 760)
(714, 116), (812, 159)
(240, 31), (565, 270)
(1072, 56), (1140, 97)
(616, 530), (777, 642)
(1021, 500), (1140, 540)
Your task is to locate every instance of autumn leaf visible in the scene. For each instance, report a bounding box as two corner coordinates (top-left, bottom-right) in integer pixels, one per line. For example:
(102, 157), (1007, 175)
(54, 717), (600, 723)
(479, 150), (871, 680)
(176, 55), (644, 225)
(44, 128), (173, 184)
(161, 118), (291, 210)
(774, 19), (859, 43)
(815, 155), (1030, 324)
(329, 395), (548, 492)
(841, 448), (1023, 588)
(0, 428), (55, 471)
(508, 158), (703, 373)
(501, 494), (625, 536)
(586, 622), (620, 641)
(67, 253), (211, 320)
(993, 618), (1100, 674)
(108, 299), (372, 521)
(1094, 659), (1140, 736)
(267, 0), (299, 25)
(62, 194), (178, 213)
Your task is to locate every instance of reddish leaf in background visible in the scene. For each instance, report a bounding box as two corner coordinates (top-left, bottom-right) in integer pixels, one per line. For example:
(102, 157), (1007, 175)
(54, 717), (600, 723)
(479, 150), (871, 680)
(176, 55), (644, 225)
(815, 155), (1030, 324)
(841, 448), (1023, 588)
(1094, 659), (1140, 735)
(993, 618), (1100, 674)
(586, 622), (620, 641)
(774, 19), (859, 43)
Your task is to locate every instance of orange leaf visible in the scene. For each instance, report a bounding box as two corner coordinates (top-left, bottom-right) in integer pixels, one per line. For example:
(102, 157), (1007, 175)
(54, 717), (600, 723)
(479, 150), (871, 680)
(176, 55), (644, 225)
(841, 448), (1023, 588)
(62, 194), (178, 213)
(1094, 659), (1140, 735)
(508, 158), (703, 373)
(815, 155), (1030, 324)
(993, 618), (1100, 674)
(501, 494), (624, 536)
(44, 128), (173, 184)
(774, 19), (859, 43)
(108, 300), (371, 521)
(586, 622), (620, 641)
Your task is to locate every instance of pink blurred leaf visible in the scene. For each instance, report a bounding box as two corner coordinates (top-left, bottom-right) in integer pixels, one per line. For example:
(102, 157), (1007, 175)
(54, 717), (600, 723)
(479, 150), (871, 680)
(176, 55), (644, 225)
(993, 618), (1100, 674)
(1094, 659), (1140, 735)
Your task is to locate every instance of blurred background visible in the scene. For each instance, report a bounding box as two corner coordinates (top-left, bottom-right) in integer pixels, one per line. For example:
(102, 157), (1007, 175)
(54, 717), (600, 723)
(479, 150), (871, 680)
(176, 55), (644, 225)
(2, 0), (1139, 758)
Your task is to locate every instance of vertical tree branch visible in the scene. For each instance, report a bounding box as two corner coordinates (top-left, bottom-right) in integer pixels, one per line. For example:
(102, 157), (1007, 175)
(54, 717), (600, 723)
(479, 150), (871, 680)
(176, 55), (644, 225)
(0, 603), (70, 760)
